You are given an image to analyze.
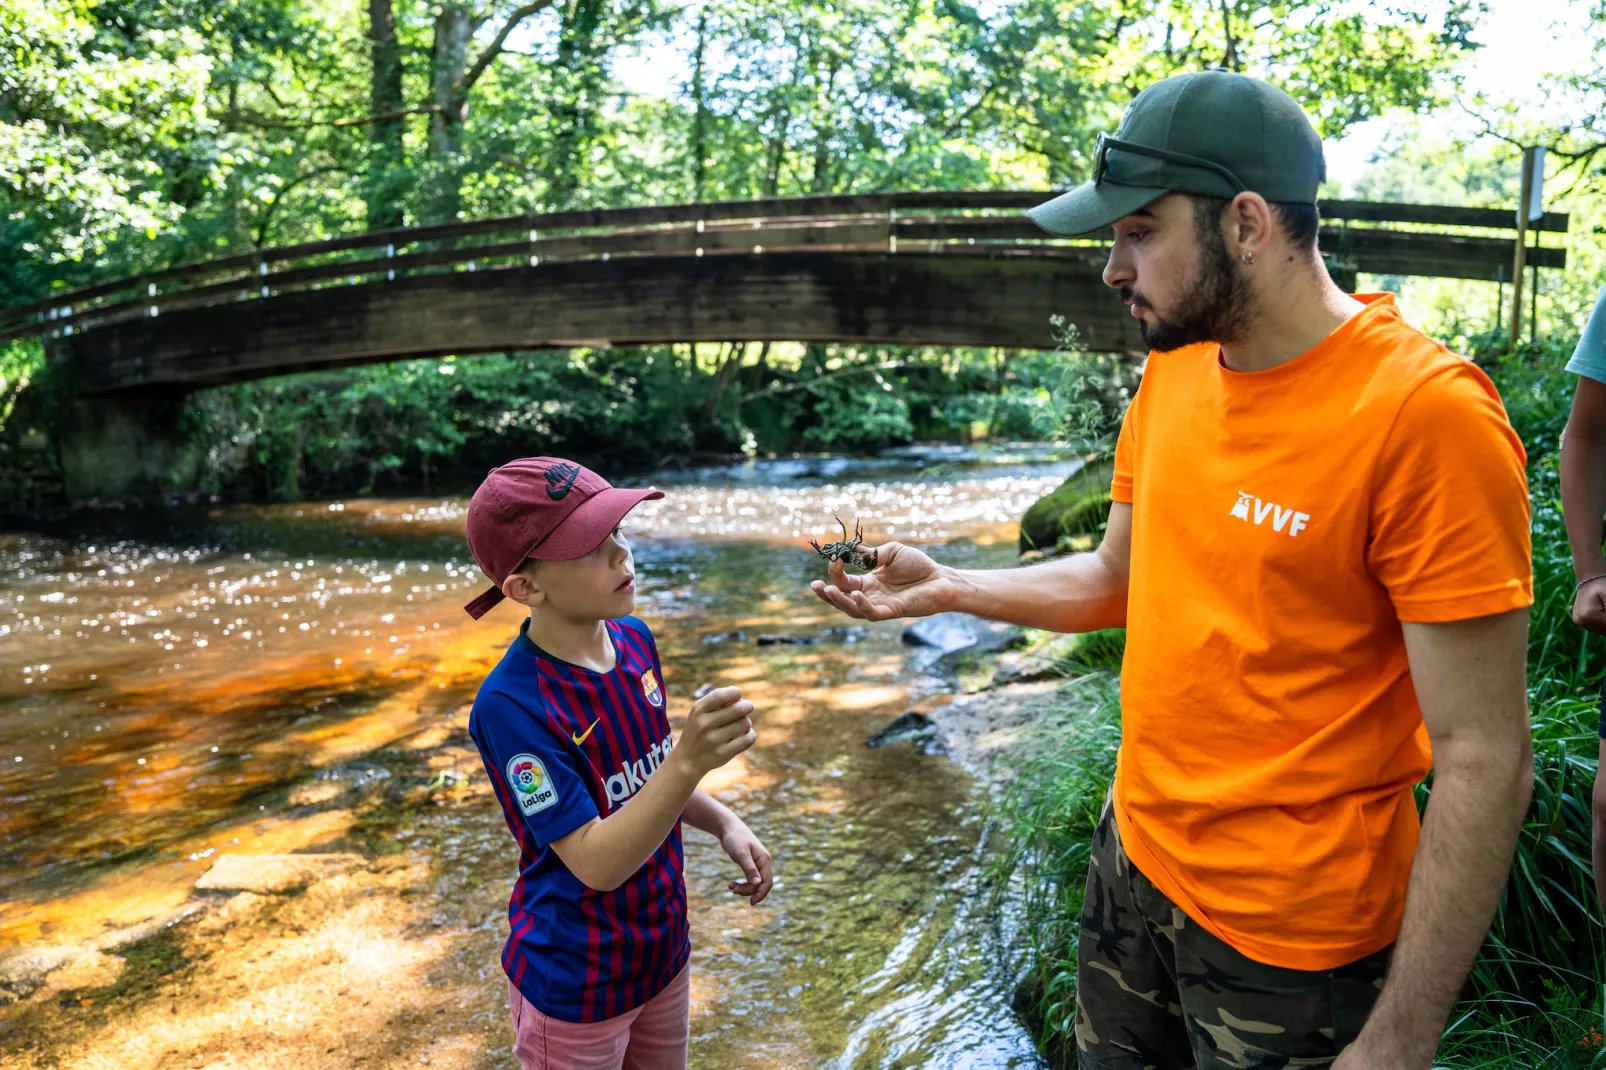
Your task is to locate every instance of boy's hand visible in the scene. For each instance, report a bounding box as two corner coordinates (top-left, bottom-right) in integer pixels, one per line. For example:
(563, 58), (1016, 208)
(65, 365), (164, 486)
(810, 542), (957, 621)
(673, 686), (756, 778)
(718, 820), (773, 905)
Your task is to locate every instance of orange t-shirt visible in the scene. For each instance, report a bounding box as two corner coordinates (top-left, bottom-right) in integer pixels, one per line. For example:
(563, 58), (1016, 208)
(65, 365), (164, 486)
(1109, 294), (1532, 971)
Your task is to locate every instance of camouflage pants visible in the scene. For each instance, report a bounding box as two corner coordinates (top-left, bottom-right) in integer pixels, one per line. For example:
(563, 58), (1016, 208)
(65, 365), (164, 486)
(1074, 801), (1392, 1070)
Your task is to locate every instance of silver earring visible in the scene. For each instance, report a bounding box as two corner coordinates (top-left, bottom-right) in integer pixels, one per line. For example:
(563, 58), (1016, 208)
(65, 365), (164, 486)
(1241, 251), (1254, 266)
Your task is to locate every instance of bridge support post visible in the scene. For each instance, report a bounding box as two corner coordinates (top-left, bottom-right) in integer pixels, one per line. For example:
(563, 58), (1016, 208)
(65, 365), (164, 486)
(57, 387), (201, 503)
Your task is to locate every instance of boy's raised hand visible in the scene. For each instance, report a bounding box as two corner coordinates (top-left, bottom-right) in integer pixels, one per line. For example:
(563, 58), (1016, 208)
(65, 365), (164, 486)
(676, 686), (756, 777)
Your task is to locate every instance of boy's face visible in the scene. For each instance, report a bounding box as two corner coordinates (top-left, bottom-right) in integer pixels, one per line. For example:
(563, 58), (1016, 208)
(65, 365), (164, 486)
(505, 526), (637, 620)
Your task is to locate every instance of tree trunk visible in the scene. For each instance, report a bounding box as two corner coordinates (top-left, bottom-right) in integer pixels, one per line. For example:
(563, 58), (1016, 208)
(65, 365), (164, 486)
(545, 0), (606, 208)
(689, 5), (710, 201)
(367, 0), (407, 230)
(427, 4), (473, 222)
(704, 341), (746, 419)
(809, 56), (841, 193)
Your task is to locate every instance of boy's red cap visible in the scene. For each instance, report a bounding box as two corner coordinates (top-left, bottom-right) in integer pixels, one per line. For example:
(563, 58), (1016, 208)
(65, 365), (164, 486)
(463, 457), (662, 619)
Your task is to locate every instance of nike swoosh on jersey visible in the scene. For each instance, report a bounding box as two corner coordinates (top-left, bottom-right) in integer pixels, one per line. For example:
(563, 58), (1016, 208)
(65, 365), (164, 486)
(572, 719), (601, 745)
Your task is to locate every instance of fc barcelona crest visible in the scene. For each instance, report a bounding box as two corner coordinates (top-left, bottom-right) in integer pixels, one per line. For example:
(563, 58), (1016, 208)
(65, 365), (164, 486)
(640, 668), (664, 708)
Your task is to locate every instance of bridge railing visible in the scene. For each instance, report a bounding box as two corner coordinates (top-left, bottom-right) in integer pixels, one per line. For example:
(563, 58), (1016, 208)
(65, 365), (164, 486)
(0, 192), (1568, 347)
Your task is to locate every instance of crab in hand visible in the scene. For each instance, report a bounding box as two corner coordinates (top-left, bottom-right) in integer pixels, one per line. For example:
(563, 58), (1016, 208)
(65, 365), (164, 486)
(808, 516), (879, 571)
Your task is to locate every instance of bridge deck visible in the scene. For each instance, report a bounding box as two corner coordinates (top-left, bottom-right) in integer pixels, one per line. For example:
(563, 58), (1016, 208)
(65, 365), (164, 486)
(3, 192), (1569, 394)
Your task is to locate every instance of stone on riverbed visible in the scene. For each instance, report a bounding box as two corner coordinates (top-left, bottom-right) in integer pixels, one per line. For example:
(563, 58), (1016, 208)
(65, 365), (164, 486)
(866, 712), (937, 748)
(901, 613), (1024, 656)
(195, 853), (364, 894)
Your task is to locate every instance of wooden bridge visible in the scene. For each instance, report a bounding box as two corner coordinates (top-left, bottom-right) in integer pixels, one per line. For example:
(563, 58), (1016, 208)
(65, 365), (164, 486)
(0, 191), (1571, 503)
(2, 191), (1569, 396)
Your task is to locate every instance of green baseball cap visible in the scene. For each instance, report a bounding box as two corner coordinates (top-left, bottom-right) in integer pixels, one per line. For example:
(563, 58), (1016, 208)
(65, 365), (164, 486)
(1028, 70), (1326, 237)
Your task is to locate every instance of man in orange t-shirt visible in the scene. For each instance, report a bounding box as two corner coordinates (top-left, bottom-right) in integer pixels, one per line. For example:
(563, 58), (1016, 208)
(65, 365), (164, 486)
(812, 70), (1532, 1070)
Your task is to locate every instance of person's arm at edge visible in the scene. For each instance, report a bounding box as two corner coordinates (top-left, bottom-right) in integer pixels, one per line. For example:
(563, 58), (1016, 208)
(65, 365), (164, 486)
(1561, 374), (1606, 606)
(1335, 608), (1533, 1069)
(1560, 373), (1606, 930)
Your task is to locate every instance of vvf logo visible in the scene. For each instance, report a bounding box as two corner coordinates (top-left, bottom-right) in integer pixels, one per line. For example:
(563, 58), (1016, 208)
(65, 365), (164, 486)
(506, 753), (558, 815)
(1230, 491), (1310, 537)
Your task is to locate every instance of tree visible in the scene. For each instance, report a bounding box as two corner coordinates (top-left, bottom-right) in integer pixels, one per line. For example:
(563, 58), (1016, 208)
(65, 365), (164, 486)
(423, 1), (561, 222)
(0, 0), (213, 303)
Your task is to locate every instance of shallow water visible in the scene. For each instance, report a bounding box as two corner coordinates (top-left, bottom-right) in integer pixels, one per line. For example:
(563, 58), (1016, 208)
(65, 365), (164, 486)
(0, 447), (1076, 1067)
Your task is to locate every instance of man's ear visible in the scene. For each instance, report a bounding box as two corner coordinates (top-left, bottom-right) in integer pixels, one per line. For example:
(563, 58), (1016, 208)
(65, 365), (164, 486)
(1224, 192), (1275, 264)
(500, 566), (545, 609)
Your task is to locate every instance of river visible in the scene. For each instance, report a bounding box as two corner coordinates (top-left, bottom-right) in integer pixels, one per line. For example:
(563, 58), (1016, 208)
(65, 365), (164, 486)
(0, 446), (1081, 1069)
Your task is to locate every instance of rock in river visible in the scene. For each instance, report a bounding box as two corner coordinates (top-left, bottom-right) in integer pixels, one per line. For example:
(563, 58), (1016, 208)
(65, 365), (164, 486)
(901, 613), (1024, 656)
(866, 712), (936, 748)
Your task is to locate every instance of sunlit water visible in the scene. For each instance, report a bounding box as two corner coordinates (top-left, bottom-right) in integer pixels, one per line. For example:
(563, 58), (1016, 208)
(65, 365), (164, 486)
(1, 446), (1081, 1067)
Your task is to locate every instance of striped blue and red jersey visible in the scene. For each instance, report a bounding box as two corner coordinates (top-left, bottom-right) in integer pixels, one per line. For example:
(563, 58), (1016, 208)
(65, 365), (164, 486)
(468, 615), (688, 1023)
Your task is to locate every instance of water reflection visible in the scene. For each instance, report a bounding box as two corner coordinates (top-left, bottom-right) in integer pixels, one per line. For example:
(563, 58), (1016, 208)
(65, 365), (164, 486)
(1, 456), (1070, 1067)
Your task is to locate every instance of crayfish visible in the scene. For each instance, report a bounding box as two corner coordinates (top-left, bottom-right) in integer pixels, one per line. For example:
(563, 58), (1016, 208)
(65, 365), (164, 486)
(808, 516), (879, 570)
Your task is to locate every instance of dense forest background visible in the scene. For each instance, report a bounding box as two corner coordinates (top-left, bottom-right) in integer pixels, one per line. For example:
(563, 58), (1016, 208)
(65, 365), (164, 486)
(2, 0), (1604, 497)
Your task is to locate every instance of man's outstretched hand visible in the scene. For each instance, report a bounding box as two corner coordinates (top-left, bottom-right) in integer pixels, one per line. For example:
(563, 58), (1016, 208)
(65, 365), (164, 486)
(809, 541), (958, 622)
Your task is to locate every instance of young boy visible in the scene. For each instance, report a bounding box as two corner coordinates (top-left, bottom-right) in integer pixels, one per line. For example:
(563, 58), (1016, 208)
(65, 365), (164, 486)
(462, 457), (772, 1069)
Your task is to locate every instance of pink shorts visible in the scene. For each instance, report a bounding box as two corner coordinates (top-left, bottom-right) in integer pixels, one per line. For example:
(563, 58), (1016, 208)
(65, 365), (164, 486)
(507, 966), (690, 1070)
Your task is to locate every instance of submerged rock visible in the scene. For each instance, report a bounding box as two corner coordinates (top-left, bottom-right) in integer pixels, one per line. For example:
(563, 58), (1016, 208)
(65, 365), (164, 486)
(755, 634), (819, 647)
(866, 712), (936, 748)
(194, 853), (363, 894)
(901, 613), (1024, 657)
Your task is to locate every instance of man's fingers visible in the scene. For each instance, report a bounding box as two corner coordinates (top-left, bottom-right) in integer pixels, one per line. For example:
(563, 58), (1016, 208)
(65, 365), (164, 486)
(828, 558), (864, 593)
(817, 584), (868, 619)
(850, 590), (898, 621)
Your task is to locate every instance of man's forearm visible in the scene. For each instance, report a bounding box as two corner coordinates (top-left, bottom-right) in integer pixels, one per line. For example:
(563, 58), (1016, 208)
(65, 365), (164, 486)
(947, 549), (1127, 633)
(1358, 746), (1532, 1064)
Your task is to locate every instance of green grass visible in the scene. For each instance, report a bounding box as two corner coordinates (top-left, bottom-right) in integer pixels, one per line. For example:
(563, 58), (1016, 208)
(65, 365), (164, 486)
(996, 341), (1606, 1067)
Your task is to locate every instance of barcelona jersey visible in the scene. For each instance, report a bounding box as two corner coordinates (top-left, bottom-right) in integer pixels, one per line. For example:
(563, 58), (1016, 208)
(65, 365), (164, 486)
(468, 615), (688, 1023)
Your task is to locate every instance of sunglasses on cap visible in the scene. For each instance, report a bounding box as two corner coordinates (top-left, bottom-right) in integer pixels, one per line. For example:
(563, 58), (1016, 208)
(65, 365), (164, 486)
(1093, 132), (1248, 193)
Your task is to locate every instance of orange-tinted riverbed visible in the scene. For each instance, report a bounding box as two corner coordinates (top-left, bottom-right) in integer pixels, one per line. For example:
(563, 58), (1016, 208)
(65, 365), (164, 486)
(1, 449), (1080, 1068)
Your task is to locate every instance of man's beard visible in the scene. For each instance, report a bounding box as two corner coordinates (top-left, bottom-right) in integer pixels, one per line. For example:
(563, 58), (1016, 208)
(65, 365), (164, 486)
(1122, 222), (1254, 353)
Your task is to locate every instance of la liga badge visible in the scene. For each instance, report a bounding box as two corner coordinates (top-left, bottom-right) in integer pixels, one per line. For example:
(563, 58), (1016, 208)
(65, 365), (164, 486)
(506, 752), (558, 815)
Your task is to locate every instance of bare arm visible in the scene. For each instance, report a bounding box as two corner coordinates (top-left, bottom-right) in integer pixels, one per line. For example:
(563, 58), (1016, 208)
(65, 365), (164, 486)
(1562, 374), (1606, 624)
(550, 688), (755, 892)
(684, 789), (774, 905)
(1559, 377), (1606, 925)
(1336, 608), (1532, 1069)
(683, 789), (737, 837)
(550, 758), (702, 892)
(811, 502), (1132, 633)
